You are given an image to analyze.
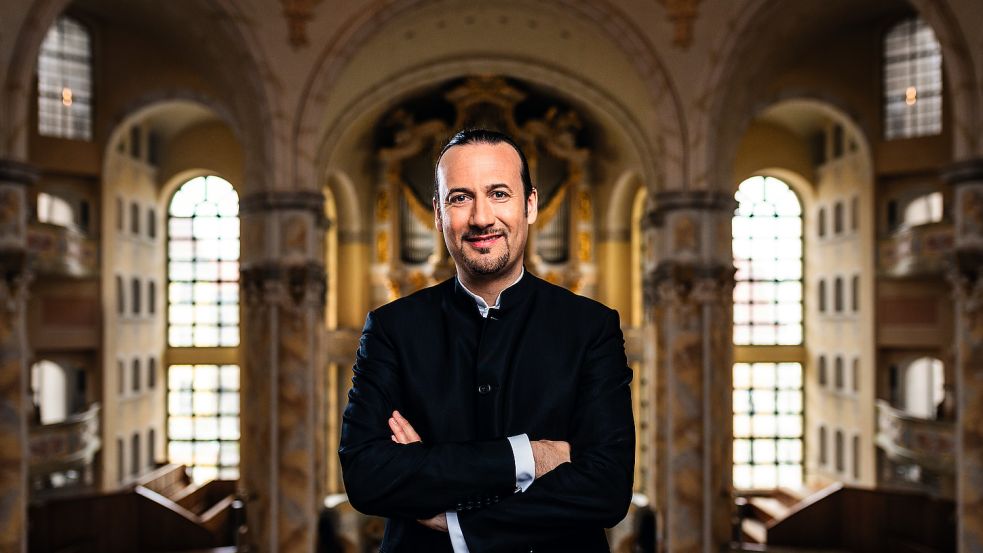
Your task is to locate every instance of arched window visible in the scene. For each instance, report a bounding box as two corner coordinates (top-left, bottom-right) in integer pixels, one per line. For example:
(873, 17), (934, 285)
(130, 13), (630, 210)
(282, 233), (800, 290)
(884, 17), (943, 139)
(818, 355), (828, 387)
(901, 357), (945, 419)
(733, 176), (803, 345)
(166, 175), (240, 482)
(732, 176), (804, 489)
(37, 16), (93, 140)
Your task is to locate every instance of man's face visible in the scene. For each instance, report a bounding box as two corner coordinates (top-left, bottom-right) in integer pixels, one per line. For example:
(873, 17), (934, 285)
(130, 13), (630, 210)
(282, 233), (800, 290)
(434, 142), (538, 279)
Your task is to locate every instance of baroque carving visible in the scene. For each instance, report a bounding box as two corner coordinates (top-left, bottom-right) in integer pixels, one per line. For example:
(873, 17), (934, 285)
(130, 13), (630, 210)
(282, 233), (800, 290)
(241, 262), (327, 308)
(643, 261), (735, 308)
(280, 0), (321, 48)
(658, 0), (702, 48)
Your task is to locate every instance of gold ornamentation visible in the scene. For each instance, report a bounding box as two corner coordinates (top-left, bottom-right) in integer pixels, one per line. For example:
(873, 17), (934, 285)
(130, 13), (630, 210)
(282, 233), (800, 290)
(658, 0), (702, 48)
(407, 271), (429, 292)
(376, 231), (389, 263)
(578, 231), (592, 262)
(376, 191), (390, 222)
(280, 0), (321, 48)
(578, 190), (592, 221)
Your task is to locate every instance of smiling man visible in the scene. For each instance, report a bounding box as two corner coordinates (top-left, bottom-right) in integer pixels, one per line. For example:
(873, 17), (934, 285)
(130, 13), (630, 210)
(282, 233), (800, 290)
(339, 129), (635, 553)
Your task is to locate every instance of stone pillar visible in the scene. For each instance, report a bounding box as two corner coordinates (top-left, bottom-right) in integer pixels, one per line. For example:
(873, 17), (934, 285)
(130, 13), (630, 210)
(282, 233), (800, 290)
(943, 159), (983, 553)
(644, 190), (734, 553)
(0, 159), (38, 553)
(239, 191), (328, 553)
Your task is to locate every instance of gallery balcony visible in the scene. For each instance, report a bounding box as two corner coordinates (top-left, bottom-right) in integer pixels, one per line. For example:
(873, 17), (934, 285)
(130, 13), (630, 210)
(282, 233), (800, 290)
(29, 403), (101, 498)
(877, 222), (954, 278)
(875, 400), (955, 498)
(27, 222), (98, 278)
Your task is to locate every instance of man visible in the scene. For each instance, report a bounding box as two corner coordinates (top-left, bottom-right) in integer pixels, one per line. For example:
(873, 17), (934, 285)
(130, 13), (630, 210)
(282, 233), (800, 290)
(339, 129), (634, 552)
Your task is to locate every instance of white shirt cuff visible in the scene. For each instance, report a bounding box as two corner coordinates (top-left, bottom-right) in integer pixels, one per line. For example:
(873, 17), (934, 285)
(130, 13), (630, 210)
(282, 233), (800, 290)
(507, 433), (536, 492)
(447, 511), (470, 553)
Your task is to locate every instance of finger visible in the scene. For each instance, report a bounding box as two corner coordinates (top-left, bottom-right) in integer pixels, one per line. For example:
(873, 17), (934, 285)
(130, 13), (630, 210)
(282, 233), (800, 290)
(393, 411), (422, 443)
(389, 417), (409, 444)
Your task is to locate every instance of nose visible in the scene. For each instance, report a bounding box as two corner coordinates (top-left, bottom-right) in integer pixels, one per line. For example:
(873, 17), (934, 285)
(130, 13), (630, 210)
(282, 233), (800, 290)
(469, 195), (495, 228)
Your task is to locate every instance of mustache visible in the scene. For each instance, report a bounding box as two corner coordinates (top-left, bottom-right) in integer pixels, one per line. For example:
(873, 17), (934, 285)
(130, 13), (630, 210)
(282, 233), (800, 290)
(462, 228), (507, 240)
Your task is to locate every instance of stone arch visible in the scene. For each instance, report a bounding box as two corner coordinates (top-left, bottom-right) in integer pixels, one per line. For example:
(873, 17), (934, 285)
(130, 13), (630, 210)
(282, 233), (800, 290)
(324, 170), (363, 241)
(605, 170), (647, 241)
(2, 0), (278, 194)
(294, 0), (685, 195)
(694, 0), (981, 195)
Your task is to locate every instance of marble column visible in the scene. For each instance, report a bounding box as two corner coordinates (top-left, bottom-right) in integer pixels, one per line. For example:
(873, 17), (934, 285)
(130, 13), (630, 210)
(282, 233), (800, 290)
(943, 159), (983, 553)
(0, 159), (38, 553)
(644, 190), (735, 553)
(239, 191), (328, 553)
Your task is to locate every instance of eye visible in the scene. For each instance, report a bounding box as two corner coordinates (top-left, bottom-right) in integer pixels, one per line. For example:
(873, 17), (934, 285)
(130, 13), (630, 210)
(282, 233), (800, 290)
(448, 193), (470, 204)
(491, 190), (510, 200)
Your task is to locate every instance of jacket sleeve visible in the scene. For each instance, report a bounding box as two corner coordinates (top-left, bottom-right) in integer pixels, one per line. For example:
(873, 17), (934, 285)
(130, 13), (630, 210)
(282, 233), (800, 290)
(457, 308), (636, 552)
(338, 310), (518, 520)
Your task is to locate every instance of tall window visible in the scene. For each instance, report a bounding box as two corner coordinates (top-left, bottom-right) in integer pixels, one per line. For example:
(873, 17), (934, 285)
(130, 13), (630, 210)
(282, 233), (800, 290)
(884, 17), (943, 139)
(37, 16), (93, 140)
(167, 176), (239, 347)
(733, 176), (804, 489)
(733, 176), (803, 346)
(166, 175), (240, 482)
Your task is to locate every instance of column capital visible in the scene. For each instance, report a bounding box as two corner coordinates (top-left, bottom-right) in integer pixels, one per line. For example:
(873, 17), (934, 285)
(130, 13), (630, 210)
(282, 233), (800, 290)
(644, 189), (736, 228)
(0, 159), (39, 185)
(239, 190), (331, 229)
(942, 158), (983, 186)
(643, 260), (735, 307)
(241, 260), (326, 308)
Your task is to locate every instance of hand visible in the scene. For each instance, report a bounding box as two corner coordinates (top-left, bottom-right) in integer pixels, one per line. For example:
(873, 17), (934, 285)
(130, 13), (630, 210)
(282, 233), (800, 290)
(531, 440), (570, 478)
(417, 512), (448, 532)
(388, 410), (422, 444)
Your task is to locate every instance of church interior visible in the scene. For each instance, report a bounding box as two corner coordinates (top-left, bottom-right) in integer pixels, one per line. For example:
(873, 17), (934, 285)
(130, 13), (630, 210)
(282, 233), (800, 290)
(1, 0), (982, 551)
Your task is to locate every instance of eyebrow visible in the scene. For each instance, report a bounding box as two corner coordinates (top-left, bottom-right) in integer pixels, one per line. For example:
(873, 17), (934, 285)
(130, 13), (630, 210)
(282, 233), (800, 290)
(443, 183), (511, 201)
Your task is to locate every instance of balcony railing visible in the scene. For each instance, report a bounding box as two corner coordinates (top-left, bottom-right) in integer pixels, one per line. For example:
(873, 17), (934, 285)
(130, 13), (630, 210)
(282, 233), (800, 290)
(876, 400), (954, 474)
(27, 222), (98, 278)
(877, 222), (953, 278)
(29, 403), (101, 480)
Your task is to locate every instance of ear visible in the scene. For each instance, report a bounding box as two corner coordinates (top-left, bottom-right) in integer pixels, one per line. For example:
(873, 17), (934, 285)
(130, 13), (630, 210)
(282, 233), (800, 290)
(525, 187), (538, 225)
(433, 197), (442, 232)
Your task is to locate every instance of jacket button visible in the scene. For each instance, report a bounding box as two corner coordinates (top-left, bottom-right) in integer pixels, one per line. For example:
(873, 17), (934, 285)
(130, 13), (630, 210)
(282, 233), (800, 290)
(477, 384), (492, 394)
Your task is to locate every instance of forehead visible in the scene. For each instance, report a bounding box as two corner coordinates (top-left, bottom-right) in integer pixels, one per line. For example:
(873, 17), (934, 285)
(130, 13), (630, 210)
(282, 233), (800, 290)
(436, 142), (523, 191)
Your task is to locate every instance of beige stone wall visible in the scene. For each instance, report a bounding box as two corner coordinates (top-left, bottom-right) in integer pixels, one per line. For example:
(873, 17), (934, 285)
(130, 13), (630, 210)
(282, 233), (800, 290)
(99, 123), (165, 490)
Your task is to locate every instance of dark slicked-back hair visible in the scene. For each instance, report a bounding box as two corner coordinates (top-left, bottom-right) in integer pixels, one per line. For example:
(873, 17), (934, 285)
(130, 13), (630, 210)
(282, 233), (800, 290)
(433, 128), (534, 202)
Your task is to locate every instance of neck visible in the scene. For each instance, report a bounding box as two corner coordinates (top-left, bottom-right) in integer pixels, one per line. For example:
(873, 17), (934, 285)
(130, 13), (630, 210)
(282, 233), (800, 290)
(457, 262), (523, 306)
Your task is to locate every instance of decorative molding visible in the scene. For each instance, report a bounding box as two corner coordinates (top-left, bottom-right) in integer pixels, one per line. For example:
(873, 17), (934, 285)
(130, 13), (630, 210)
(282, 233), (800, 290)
(643, 260), (734, 307)
(941, 158), (983, 186)
(644, 190), (735, 227)
(658, 0), (702, 48)
(0, 160), (39, 185)
(280, 0), (321, 48)
(241, 261), (326, 308)
(239, 191), (330, 228)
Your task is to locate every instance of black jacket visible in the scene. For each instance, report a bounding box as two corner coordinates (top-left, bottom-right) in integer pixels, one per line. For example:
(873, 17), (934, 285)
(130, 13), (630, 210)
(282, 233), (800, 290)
(339, 272), (635, 552)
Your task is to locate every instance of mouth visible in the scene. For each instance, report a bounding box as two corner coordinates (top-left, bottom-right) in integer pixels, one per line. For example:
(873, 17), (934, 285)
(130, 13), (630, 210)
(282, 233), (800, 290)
(464, 233), (503, 249)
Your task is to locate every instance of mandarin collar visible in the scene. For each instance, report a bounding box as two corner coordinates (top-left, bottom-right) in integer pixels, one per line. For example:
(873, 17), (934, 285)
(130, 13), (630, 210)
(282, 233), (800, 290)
(452, 267), (535, 319)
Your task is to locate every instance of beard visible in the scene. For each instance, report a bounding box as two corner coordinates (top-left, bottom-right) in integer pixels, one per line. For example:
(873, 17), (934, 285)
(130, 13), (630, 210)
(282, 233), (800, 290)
(457, 227), (511, 275)
(462, 244), (510, 275)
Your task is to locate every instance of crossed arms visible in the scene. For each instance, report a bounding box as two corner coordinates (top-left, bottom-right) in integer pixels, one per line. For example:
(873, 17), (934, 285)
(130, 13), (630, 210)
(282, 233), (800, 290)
(338, 308), (635, 551)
